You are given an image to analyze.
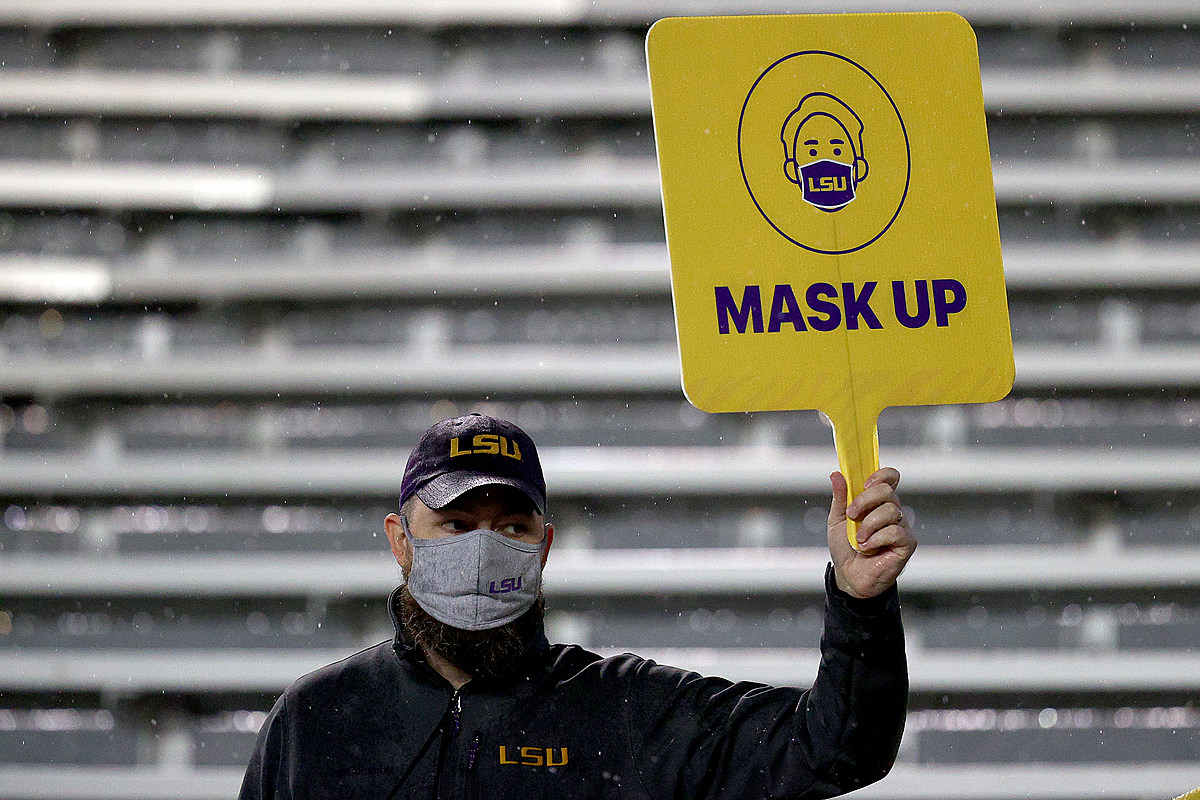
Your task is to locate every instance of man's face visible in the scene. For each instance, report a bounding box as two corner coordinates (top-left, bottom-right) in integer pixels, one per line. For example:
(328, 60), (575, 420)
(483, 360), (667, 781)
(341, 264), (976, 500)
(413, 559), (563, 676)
(384, 484), (553, 680)
(795, 113), (856, 164)
(386, 485), (550, 575)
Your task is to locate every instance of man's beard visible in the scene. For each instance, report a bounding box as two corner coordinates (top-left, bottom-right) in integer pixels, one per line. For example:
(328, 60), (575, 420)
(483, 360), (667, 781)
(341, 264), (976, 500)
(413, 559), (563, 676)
(397, 584), (545, 682)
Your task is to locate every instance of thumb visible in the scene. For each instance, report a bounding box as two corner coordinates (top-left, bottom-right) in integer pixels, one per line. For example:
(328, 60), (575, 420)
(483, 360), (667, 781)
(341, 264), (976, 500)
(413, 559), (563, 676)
(828, 471), (848, 527)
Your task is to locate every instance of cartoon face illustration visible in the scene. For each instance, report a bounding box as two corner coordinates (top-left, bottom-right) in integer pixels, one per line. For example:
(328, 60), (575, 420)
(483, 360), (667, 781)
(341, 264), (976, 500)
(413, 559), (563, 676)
(781, 93), (869, 212)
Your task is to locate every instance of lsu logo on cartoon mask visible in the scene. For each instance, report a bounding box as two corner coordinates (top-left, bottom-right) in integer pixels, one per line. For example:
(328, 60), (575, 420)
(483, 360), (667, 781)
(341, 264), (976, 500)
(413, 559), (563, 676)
(798, 159), (856, 211)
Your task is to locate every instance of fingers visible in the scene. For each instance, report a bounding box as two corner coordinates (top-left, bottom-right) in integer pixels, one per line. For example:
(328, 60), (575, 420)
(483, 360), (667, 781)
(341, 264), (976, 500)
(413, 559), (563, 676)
(846, 480), (899, 523)
(854, 516), (917, 556)
(855, 503), (905, 548)
(848, 499), (904, 550)
(864, 466), (900, 491)
(845, 467), (907, 549)
(860, 500), (904, 532)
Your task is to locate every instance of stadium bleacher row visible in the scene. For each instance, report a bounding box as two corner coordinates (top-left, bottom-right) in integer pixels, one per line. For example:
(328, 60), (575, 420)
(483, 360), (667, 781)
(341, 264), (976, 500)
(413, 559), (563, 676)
(1, 1), (1200, 799)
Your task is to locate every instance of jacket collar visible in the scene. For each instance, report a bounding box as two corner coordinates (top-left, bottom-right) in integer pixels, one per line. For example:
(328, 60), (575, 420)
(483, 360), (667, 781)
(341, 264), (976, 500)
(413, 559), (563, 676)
(389, 584), (419, 659)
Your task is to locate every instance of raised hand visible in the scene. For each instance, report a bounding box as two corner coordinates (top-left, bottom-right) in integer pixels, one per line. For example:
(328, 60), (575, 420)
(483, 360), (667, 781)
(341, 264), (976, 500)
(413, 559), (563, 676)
(827, 467), (918, 599)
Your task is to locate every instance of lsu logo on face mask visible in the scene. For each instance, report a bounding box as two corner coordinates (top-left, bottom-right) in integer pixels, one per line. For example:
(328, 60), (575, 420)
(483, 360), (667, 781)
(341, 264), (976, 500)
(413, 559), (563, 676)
(489, 577), (523, 594)
(449, 434), (522, 460)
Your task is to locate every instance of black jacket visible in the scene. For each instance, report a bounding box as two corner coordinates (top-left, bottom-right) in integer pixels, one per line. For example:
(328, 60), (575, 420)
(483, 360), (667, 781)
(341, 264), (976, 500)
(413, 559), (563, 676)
(239, 565), (907, 800)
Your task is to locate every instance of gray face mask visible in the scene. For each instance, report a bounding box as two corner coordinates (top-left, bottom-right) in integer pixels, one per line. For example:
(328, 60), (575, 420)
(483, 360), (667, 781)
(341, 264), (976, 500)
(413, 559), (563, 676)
(402, 517), (545, 631)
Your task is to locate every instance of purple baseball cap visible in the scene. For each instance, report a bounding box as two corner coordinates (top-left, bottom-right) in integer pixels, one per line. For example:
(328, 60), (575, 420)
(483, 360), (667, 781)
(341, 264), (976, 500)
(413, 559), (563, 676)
(400, 413), (545, 514)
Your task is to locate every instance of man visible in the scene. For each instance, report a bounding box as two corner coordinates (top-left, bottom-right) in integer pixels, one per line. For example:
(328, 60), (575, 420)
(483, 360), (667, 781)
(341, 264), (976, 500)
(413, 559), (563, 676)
(240, 412), (917, 799)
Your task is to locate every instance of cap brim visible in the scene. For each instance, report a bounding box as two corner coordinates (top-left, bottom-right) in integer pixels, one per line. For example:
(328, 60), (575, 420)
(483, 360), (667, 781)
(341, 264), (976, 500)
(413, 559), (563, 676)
(415, 471), (545, 514)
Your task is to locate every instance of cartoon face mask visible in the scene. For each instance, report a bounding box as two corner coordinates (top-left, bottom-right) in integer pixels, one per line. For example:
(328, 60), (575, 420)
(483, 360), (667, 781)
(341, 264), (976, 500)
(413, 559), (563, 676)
(798, 158), (857, 211)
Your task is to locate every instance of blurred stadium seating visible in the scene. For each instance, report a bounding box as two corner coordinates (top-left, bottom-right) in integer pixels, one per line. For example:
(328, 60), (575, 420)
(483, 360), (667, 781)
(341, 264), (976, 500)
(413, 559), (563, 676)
(1, 1), (1200, 798)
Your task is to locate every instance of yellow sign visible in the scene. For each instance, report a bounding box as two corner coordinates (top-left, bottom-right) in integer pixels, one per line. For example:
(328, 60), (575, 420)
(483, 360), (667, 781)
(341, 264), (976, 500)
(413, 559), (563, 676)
(648, 13), (1014, 546)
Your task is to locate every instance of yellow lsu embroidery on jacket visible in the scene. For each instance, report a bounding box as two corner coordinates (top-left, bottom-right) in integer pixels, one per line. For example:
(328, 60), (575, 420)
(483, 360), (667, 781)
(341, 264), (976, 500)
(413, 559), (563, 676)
(498, 746), (568, 767)
(449, 434), (522, 460)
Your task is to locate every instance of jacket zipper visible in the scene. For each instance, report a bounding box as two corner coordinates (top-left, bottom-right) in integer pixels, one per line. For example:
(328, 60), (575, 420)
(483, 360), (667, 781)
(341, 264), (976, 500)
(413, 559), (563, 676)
(434, 688), (464, 800)
(467, 733), (480, 769)
(466, 733), (482, 800)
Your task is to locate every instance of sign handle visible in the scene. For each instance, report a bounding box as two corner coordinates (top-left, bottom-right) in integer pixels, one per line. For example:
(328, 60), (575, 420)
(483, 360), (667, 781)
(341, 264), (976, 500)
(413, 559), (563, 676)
(828, 404), (881, 552)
